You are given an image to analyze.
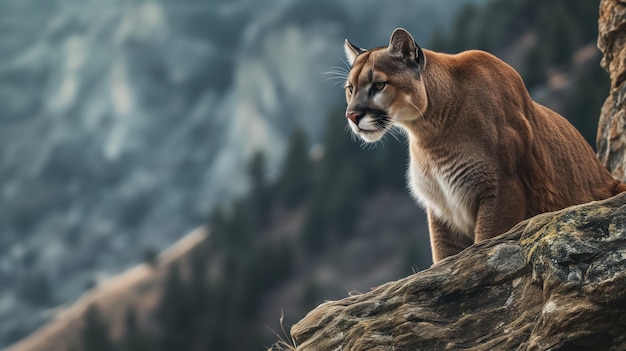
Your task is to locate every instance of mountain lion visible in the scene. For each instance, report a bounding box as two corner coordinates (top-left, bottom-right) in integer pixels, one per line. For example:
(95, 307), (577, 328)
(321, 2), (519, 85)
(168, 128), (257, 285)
(343, 28), (626, 263)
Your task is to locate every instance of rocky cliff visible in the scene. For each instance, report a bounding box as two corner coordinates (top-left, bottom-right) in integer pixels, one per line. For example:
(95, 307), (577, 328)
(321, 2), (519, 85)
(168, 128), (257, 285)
(289, 193), (626, 351)
(598, 0), (626, 179)
(288, 1), (626, 349)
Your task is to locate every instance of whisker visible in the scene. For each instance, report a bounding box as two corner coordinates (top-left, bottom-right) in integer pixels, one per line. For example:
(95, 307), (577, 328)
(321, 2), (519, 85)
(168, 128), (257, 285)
(407, 101), (425, 119)
(388, 127), (403, 144)
(326, 66), (350, 73)
(322, 72), (348, 78)
(324, 62), (351, 89)
(323, 73), (348, 79)
(325, 77), (347, 81)
(378, 135), (388, 148)
(378, 118), (406, 144)
(344, 123), (359, 143)
(387, 127), (403, 144)
(382, 132), (398, 145)
(340, 58), (351, 70)
(323, 70), (348, 75)
(362, 140), (376, 150)
(325, 77), (350, 86)
(322, 69), (349, 78)
(323, 68), (349, 87)
(324, 76), (348, 81)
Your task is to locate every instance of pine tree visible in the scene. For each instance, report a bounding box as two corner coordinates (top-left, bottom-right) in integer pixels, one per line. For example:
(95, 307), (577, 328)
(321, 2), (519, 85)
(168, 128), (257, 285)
(545, 3), (577, 66)
(208, 204), (228, 249)
(522, 43), (548, 89)
(248, 150), (272, 227)
(428, 26), (450, 53)
(119, 307), (151, 351)
(325, 163), (362, 240)
(80, 304), (114, 351)
(227, 198), (253, 252)
(277, 127), (312, 208)
(187, 249), (212, 351)
(566, 63), (610, 148)
(157, 264), (193, 351)
(450, 3), (478, 51)
(300, 107), (370, 251)
(301, 195), (327, 253)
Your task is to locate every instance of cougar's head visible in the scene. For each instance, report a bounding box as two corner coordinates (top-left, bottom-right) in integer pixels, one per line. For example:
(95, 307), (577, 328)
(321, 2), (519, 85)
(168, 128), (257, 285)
(344, 28), (427, 143)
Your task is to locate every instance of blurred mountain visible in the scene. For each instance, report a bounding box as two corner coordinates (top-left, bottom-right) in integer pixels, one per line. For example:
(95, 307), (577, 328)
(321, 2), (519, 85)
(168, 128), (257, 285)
(0, 0), (481, 347)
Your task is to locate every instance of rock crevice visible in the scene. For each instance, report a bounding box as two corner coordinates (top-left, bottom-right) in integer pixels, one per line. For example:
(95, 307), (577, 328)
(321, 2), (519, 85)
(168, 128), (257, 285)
(598, 0), (626, 180)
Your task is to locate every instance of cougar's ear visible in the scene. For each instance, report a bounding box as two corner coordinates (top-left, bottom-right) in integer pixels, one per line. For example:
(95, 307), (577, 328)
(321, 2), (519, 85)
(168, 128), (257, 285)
(388, 28), (425, 68)
(344, 39), (365, 66)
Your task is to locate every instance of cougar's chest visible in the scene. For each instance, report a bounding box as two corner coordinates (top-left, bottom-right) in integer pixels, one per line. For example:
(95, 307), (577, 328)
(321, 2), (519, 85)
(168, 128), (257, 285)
(407, 146), (478, 236)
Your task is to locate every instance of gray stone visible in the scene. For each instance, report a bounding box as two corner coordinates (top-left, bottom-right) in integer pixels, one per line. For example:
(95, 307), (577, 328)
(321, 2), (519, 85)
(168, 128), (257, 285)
(291, 194), (626, 351)
(598, 0), (626, 181)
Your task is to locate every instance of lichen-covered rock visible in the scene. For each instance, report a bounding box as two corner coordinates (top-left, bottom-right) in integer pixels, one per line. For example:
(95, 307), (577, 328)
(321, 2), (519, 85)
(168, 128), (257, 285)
(290, 193), (626, 351)
(598, 0), (626, 180)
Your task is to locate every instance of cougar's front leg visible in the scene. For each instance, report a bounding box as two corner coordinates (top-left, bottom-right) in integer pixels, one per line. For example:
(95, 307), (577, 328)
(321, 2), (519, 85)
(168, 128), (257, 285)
(427, 208), (473, 263)
(474, 181), (527, 243)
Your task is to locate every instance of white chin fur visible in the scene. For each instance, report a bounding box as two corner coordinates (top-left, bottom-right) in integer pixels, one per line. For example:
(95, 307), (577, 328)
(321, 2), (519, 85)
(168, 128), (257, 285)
(359, 129), (386, 142)
(348, 119), (387, 142)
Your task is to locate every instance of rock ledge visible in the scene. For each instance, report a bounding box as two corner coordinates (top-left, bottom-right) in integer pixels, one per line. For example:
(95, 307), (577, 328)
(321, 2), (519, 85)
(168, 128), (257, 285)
(291, 193), (626, 351)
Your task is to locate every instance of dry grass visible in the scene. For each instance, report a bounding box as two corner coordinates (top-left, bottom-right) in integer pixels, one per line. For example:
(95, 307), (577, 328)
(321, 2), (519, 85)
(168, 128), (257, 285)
(266, 311), (298, 351)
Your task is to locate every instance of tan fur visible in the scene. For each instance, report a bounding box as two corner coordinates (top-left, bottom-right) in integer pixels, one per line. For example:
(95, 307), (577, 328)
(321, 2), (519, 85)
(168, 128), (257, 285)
(344, 29), (625, 263)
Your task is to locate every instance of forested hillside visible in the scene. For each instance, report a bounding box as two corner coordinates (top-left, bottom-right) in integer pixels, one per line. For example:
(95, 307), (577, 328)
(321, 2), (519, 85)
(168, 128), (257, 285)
(432, 0), (607, 145)
(0, 0), (474, 347)
(13, 0), (608, 350)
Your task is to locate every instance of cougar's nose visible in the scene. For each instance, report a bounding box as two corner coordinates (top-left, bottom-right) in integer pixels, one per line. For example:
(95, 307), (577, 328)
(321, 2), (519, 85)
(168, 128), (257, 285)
(346, 110), (363, 124)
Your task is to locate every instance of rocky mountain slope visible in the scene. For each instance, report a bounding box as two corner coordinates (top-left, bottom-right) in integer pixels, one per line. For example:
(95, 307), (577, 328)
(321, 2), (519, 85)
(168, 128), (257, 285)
(2, 0), (604, 349)
(6, 228), (208, 351)
(598, 0), (626, 179)
(0, 0), (477, 346)
(6, 190), (430, 351)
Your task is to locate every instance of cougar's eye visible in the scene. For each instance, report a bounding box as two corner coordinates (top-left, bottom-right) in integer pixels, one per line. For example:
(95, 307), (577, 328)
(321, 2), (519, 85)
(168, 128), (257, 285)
(346, 85), (353, 93)
(373, 82), (386, 91)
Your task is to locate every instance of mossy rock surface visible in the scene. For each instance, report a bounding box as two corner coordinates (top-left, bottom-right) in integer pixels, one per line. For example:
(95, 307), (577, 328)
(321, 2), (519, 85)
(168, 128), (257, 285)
(291, 193), (626, 351)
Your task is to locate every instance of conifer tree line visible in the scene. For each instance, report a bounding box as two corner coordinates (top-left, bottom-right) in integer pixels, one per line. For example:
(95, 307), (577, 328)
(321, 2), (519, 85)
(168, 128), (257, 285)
(431, 0), (607, 146)
(69, 0), (605, 350)
(70, 106), (407, 351)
